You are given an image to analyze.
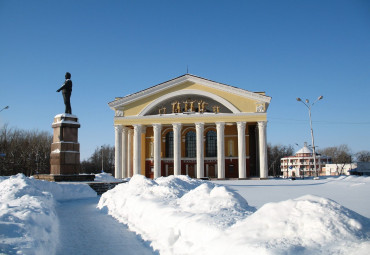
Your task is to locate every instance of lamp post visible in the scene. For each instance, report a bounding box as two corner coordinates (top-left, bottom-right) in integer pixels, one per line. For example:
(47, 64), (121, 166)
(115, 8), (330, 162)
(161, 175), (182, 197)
(0, 106), (9, 113)
(296, 96), (323, 178)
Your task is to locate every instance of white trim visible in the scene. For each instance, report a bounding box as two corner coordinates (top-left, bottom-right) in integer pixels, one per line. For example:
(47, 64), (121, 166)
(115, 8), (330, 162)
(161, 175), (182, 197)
(182, 126), (195, 135)
(139, 89), (241, 115)
(108, 74), (271, 110)
(115, 112), (266, 121)
(187, 75), (271, 103)
(54, 113), (78, 119)
(109, 75), (191, 109)
(51, 150), (79, 154)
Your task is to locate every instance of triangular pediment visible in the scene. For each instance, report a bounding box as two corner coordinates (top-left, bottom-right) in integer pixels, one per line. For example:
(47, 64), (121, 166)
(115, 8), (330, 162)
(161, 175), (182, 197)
(108, 74), (271, 117)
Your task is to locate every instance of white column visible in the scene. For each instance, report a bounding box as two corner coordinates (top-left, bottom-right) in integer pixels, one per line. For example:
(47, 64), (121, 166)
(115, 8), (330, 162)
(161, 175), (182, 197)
(114, 125), (123, 179)
(196, 122), (204, 178)
(173, 123), (182, 175)
(121, 126), (128, 179)
(258, 121), (268, 179)
(127, 129), (133, 177)
(237, 122), (247, 179)
(216, 122), (225, 179)
(153, 124), (162, 179)
(133, 124), (142, 175)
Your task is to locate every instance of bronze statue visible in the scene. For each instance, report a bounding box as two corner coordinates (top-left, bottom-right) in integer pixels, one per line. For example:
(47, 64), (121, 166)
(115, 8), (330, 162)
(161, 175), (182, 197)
(176, 101), (181, 113)
(198, 100), (208, 113)
(189, 99), (196, 112)
(57, 72), (73, 114)
(201, 101), (208, 112)
(171, 102), (177, 113)
(183, 99), (190, 112)
(213, 105), (220, 113)
(159, 106), (166, 114)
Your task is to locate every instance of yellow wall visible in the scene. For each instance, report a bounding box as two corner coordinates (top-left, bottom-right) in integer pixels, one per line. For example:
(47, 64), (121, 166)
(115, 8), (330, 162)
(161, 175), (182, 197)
(121, 81), (265, 117)
(114, 113), (266, 126)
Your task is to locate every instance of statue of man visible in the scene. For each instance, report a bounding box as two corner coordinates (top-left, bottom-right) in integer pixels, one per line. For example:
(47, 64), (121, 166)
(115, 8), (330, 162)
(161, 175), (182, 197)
(183, 99), (190, 112)
(57, 72), (73, 114)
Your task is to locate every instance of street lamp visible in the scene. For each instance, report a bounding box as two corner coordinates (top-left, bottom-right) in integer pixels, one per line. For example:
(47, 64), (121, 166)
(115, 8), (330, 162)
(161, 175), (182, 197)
(0, 106), (9, 113)
(296, 96), (323, 178)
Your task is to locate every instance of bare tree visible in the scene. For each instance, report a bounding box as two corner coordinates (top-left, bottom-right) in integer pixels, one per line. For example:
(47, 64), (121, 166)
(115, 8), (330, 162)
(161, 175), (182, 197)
(267, 144), (294, 177)
(318, 145), (352, 175)
(0, 125), (52, 176)
(80, 145), (115, 174)
(355, 150), (370, 162)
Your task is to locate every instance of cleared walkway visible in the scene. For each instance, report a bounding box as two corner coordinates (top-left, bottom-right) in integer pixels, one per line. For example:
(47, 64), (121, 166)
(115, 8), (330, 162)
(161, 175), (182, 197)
(56, 197), (156, 255)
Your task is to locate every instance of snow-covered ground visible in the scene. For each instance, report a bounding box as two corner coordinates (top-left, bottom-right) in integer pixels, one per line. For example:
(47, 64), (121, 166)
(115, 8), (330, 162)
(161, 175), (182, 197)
(56, 197), (155, 255)
(94, 172), (122, 183)
(0, 174), (154, 255)
(216, 176), (370, 218)
(1, 174), (370, 254)
(99, 175), (370, 255)
(0, 174), (96, 254)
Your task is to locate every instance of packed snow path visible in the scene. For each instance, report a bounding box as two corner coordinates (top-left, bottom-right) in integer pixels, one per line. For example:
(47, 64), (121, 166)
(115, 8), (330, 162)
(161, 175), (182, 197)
(55, 197), (156, 255)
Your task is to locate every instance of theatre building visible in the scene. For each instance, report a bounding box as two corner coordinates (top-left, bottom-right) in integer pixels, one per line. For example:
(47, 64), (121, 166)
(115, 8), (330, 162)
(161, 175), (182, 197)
(108, 74), (271, 179)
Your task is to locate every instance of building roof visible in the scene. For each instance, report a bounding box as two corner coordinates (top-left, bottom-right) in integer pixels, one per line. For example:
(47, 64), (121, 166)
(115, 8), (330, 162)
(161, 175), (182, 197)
(108, 74), (272, 109)
(295, 142), (313, 155)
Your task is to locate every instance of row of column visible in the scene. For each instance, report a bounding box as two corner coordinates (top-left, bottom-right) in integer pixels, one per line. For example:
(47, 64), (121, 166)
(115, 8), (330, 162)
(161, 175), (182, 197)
(115, 121), (268, 179)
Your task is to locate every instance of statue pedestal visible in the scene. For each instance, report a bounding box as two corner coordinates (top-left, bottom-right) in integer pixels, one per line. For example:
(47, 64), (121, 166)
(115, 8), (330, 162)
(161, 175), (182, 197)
(34, 114), (94, 182)
(50, 114), (81, 175)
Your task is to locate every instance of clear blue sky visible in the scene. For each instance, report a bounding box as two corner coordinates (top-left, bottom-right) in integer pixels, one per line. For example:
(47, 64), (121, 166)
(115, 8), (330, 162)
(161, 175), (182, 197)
(1, 0), (369, 160)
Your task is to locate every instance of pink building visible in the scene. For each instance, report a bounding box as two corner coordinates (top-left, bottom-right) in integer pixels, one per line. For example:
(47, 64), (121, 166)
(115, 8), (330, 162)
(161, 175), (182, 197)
(280, 142), (331, 178)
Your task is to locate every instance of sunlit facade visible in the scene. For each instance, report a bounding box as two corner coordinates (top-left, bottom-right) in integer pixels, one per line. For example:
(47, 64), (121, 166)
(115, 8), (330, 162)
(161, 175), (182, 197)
(109, 74), (271, 179)
(281, 142), (331, 178)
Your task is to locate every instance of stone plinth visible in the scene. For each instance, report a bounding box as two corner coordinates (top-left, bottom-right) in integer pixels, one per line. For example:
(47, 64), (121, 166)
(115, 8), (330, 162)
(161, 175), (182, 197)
(34, 174), (95, 182)
(50, 114), (81, 175)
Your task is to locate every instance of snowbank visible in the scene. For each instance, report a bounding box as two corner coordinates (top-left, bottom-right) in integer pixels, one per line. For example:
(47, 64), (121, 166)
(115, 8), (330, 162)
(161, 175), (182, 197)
(94, 172), (121, 182)
(218, 195), (370, 254)
(98, 175), (370, 255)
(0, 174), (96, 255)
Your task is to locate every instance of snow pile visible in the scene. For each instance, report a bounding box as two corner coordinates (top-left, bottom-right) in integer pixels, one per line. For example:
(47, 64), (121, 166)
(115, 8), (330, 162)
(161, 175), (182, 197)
(330, 175), (370, 184)
(0, 174), (96, 255)
(220, 195), (370, 254)
(94, 172), (121, 182)
(98, 175), (254, 254)
(98, 175), (370, 255)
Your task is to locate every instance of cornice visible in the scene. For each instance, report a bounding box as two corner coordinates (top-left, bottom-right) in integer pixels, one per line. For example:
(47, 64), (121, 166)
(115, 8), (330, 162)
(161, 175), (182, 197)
(114, 112), (266, 121)
(186, 75), (271, 103)
(108, 75), (190, 109)
(108, 74), (271, 109)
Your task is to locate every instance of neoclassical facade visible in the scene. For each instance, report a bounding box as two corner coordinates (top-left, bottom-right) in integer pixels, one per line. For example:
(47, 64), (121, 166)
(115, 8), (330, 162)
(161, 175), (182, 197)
(108, 74), (271, 179)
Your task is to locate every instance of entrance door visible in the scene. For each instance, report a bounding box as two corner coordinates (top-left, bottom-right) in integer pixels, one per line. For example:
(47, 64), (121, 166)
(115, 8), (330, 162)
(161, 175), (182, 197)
(167, 165), (174, 176)
(208, 164), (216, 178)
(187, 164), (196, 178)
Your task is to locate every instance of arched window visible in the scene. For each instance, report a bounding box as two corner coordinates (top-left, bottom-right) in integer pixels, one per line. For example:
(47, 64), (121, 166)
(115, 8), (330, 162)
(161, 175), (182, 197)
(185, 131), (196, 158)
(206, 130), (217, 157)
(165, 131), (173, 158)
